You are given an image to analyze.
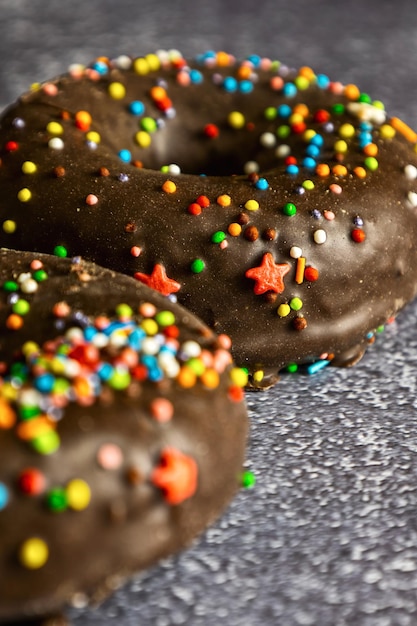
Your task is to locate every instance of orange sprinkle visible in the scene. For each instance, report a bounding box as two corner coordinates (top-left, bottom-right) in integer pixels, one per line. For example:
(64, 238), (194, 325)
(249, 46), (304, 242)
(332, 164), (348, 177)
(293, 103), (309, 119)
(353, 166), (367, 179)
(6, 313), (24, 330)
(177, 366), (197, 388)
(295, 257), (306, 284)
(17, 416), (55, 441)
(200, 368), (220, 388)
(150, 85), (167, 101)
(299, 66), (315, 81)
(228, 385), (245, 402)
(316, 163), (330, 177)
(364, 143), (378, 156)
(0, 398), (16, 429)
(217, 194), (231, 207)
(74, 110), (92, 131)
(73, 376), (92, 398)
(162, 180), (177, 194)
(237, 65), (252, 80)
(390, 117), (417, 143)
(228, 222), (242, 236)
(344, 83), (361, 101)
(216, 51), (231, 66)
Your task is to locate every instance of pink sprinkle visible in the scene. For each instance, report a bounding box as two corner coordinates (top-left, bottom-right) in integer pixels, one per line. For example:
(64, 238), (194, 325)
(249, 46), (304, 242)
(260, 58), (272, 71)
(213, 348), (233, 373)
(329, 81), (344, 95)
(97, 443), (124, 470)
(324, 210), (335, 220)
(217, 334), (232, 350)
(30, 259), (43, 270)
(86, 194), (98, 206)
(150, 398), (174, 423)
(270, 76), (284, 91)
(42, 83), (58, 97)
(85, 68), (101, 81)
(139, 302), (157, 318)
(329, 184), (342, 195)
(130, 246), (142, 257)
(219, 240), (228, 250)
(52, 301), (71, 318)
(176, 71), (191, 86)
(200, 349), (214, 368)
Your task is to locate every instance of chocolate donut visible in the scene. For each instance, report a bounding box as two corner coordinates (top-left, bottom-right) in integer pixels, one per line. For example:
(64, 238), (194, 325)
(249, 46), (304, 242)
(1, 51), (417, 388)
(0, 248), (248, 623)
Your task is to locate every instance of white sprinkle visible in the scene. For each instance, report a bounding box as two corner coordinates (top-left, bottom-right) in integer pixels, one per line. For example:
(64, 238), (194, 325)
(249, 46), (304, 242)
(181, 340), (202, 358)
(17, 272), (31, 283)
(48, 137), (64, 150)
(347, 102), (386, 125)
(243, 161), (259, 174)
(167, 163), (181, 175)
(407, 191), (417, 208)
(290, 246), (303, 259)
(259, 132), (276, 148)
(404, 164), (417, 180)
(313, 229), (327, 244)
(275, 144), (291, 158)
(20, 278), (38, 294)
(113, 55), (132, 70)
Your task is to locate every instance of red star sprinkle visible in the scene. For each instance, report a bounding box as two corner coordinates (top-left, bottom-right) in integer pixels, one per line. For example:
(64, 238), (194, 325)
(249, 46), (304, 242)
(245, 253), (291, 295)
(151, 447), (198, 505)
(134, 264), (181, 296)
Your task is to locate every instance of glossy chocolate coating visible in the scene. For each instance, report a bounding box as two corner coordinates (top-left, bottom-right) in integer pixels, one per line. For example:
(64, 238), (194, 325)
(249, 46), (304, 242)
(0, 249), (248, 623)
(1, 52), (417, 387)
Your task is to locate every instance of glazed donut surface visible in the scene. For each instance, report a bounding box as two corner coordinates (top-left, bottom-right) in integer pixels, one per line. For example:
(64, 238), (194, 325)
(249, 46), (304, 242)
(1, 51), (417, 387)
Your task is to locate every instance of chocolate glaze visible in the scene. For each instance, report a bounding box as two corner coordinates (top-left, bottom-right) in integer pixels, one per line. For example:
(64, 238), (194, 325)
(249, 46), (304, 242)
(0, 249), (248, 623)
(1, 51), (417, 387)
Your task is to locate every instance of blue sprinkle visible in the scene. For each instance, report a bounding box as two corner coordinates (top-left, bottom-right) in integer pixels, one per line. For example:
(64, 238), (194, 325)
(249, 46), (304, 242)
(84, 326), (98, 341)
(91, 61), (108, 75)
(97, 362), (114, 381)
(239, 80), (253, 93)
(223, 76), (238, 92)
(358, 131), (372, 148)
(255, 178), (269, 190)
(118, 149), (132, 163)
(310, 134), (324, 147)
(286, 164), (299, 175)
(302, 157), (317, 170)
(129, 100), (145, 116)
(353, 216), (364, 226)
(35, 373), (55, 393)
(0, 483), (9, 511)
(148, 367), (163, 381)
(118, 173), (129, 182)
(196, 51), (216, 63)
(283, 82), (297, 98)
(359, 121), (373, 131)
(311, 209), (322, 219)
(247, 54), (261, 67)
(104, 321), (135, 335)
(306, 360), (330, 375)
(305, 144), (321, 158)
(189, 69), (203, 84)
(316, 74), (330, 89)
(128, 328), (146, 350)
(277, 104), (292, 118)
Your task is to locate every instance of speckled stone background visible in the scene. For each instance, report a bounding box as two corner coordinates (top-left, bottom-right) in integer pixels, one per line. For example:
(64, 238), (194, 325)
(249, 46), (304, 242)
(2, 1), (417, 624)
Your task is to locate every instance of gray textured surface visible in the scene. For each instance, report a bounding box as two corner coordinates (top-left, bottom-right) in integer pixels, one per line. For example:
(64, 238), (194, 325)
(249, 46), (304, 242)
(2, 1), (417, 624)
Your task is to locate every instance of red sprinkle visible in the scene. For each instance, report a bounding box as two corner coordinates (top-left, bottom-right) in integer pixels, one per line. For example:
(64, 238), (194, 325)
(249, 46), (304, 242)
(204, 123), (220, 138)
(351, 228), (366, 243)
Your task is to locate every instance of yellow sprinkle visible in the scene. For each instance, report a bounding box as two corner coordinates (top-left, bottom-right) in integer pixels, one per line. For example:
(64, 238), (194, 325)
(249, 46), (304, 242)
(19, 538), (49, 569)
(141, 318), (158, 336)
(135, 130), (152, 148)
(86, 131), (101, 144)
(334, 139), (348, 154)
(108, 81), (126, 100)
(0, 382), (18, 402)
(303, 129), (316, 142)
(133, 57), (150, 75)
(294, 75), (310, 90)
(228, 111), (245, 129)
(17, 188), (32, 202)
(339, 123), (356, 139)
(22, 341), (40, 356)
(390, 117), (417, 143)
(46, 121), (64, 135)
(145, 53), (161, 71)
(229, 367), (248, 388)
(253, 370), (264, 383)
(217, 194), (231, 207)
(21, 161), (37, 174)
(3, 220), (16, 234)
(66, 479), (91, 511)
(380, 124), (396, 139)
(162, 180), (177, 194)
(244, 199), (259, 211)
(277, 303), (291, 317)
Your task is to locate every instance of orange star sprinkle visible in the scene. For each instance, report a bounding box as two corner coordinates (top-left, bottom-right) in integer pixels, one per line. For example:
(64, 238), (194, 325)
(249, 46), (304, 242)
(151, 447), (198, 505)
(134, 264), (181, 296)
(245, 253), (291, 295)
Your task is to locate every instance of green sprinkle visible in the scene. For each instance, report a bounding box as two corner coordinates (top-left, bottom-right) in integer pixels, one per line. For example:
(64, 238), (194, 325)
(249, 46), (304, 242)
(32, 269), (48, 282)
(140, 117), (158, 133)
(302, 180), (315, 190)
(31, 430), (60, 455)
(286, 363), (298, 373)
(264, 106), (277, 120)
(53, 245), (68, 258)
(2, 280), (19, 292)
(241, 470), (256, 489)
(376, 325), (385, 333)
(332, 103), (345, 115)
(358, 93), (372, 104)
(211, 231), (226, 244)
(186, 357), (205, 376)
(46, 487), (68, 512)
(364, 156), (378, 171)
(12, 299), (30, 316)
(277, 125), (291, 139)
(108, 369), (131, 390)
(283, 202), (297, 217)
(115, 303), (133, 318)
(191, 259), (205, 274)
(290, 297), (303, 311)
(19, 405), (41, 420)
(155, 310), (176, 327)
